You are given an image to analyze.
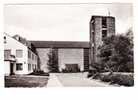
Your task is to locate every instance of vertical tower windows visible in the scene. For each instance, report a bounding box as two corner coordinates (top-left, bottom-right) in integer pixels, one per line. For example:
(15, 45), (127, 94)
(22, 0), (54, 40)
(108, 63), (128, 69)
(102, 30), (107, 40)
(102, 17), (107, 28)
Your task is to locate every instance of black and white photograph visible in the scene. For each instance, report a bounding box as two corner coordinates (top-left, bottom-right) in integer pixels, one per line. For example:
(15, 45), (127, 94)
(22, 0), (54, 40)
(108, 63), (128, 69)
(3, 2), (134, 88)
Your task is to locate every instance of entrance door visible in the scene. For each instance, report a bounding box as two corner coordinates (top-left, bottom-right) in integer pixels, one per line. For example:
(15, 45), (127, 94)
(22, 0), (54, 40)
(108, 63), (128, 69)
(10, 63), (14, 75)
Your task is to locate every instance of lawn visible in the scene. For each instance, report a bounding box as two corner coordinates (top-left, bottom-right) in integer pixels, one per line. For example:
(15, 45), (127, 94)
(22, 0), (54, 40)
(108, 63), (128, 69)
(5, 75), (49, 88)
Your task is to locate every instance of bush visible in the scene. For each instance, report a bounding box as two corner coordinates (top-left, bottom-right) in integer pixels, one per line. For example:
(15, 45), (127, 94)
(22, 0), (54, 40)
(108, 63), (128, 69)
(29, 70), (49, 76)
(87, 62), (105, 78)
(111, 74), (134, 86)
(100, 74), (112, 82)
(100, 73), (134, 86)
(62, 64), (80, 73)
(87, 72), (93, 78)
(98, 35), (133, 72)
(92, 73), (101, 79)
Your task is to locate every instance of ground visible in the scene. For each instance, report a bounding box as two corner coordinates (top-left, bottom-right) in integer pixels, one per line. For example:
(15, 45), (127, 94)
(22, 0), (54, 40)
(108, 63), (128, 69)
(5, 75), (49, 87)
(5, 73), (116, 87)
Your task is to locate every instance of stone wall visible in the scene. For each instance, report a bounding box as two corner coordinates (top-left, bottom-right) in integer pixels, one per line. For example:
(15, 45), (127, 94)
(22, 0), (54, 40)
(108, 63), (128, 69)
(36, 48), (89, 72)
(90, 16), (115, 63)
(58, 48), (84, 71)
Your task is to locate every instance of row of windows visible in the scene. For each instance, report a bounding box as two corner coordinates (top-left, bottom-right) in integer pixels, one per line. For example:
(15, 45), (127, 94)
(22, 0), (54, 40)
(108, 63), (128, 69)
(28, 50), (37, 61)
(4, 49), (23, 58)
(16, 63), (37, 71)
(4, 49), (37, 61)
(28, 63), (37, 71)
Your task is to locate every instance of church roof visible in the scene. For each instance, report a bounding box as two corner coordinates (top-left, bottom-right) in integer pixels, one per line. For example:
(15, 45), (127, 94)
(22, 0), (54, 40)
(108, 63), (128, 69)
(30, 41), (90, 48)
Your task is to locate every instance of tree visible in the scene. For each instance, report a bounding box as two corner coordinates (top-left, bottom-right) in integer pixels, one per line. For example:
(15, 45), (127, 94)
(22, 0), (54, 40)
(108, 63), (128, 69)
(98, 34), (133, 72)
(47, 48), (59, 72)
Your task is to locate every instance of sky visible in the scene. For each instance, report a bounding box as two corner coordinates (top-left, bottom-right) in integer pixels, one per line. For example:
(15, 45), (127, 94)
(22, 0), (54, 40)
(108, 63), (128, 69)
(4, 3), (133, 41)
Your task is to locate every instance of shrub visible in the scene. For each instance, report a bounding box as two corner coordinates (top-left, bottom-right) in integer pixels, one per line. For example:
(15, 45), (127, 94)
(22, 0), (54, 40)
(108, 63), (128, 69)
(100, 74), (112, 82)
(111, 74), (134, 86)
(87, 62), (105, 78)
(29, 70), (49, 76)
(87, 72), (93, 78)
(98, 35), (133, 72)
(92, 73), (101, 79)
(100, 73), (134, 86)
(62, 64), (80, 73)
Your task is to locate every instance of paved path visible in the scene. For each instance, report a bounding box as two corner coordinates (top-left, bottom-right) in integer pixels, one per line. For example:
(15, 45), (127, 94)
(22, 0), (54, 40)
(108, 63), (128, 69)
(47, 73), (63, 87)
(47, 73), (115, 87)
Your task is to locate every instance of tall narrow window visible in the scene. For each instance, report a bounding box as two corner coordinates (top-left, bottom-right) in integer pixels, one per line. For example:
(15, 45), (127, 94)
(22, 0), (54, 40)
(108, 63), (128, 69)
(102, 17), (107, 28)
(28, 64), (31, 71)
(16, 49), (23, 58)
(102, 30), (107, 39)
(32, 53), (34, 60)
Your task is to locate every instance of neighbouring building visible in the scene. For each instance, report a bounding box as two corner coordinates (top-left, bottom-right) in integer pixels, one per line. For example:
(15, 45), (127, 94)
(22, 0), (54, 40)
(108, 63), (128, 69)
(4, 33), (38, 75)
(30, 41), (90, 72)
(89, 15), (115, 64)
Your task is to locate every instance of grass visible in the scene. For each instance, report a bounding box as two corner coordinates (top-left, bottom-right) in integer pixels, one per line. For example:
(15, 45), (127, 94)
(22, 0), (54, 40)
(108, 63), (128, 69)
(5, 75), (49, 88)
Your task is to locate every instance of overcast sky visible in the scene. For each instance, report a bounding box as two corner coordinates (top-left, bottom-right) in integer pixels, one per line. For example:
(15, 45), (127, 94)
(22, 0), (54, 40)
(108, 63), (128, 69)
(4, 3), (133, 41)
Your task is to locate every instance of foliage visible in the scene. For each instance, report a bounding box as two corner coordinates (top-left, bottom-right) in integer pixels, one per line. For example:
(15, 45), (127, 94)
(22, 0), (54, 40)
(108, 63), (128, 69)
(62, 64), (80, 73)
(100, 73), (134, 86)
(47, 48), (59, 72)
(98, 34), (133, 72)
(29, 70), (49, 76)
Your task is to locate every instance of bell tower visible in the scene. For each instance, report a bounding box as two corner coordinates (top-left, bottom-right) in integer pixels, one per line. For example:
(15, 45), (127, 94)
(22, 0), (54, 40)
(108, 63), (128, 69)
(89, 15), (115, 65)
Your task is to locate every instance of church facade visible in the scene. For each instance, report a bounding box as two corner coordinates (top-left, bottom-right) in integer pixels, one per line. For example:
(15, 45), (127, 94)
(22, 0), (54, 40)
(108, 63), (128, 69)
(30, 15), (115, 73)
(30, 41), (89, 72)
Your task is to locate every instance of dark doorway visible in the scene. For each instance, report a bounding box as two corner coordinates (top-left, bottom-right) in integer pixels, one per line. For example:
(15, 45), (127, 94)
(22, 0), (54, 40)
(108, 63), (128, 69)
(10, 63), (14, 75)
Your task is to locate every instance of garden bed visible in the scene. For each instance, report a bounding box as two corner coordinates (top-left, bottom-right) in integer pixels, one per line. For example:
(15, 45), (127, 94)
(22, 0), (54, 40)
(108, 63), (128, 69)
(28, 70), (49, 76)
(89, 72), (134, 86)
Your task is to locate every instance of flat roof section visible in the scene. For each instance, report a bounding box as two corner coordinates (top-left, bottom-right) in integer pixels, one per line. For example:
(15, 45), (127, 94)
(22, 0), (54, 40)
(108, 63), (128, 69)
(30, 41), (90, 48)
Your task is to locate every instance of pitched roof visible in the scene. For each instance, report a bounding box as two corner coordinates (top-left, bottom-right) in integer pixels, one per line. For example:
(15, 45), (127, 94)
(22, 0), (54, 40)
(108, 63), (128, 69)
(30, 41), (90, 48)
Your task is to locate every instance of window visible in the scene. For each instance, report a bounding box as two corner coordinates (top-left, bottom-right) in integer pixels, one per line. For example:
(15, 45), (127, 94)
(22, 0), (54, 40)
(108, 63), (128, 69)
(102, 17), (107, 28)
(32, 54), (34, 60)
(102, 30), (107, 39)
(32, 64), (34, 70)
(4, 36), (6, 43)
(4, 50), (11, 59)
(35, 65), (37, 69)
(16, 49), (23, 58)
(16, 63), (23, 70)
(28, 64), (31, 71)
(28, 50), (31, 58)
(34, 55), (37, 61)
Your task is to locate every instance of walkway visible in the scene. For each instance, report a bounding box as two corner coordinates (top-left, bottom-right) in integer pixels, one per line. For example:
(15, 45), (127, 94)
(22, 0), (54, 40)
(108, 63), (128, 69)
(47, 73), (115, 87)
(46, 73), (63, 87)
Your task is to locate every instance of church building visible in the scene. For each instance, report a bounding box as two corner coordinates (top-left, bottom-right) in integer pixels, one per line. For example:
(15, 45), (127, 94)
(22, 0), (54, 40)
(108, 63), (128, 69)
(4, 15), (115, 74)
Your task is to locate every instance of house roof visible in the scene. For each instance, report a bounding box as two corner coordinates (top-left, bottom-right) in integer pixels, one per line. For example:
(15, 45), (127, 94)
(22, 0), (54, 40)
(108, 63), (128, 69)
(30, 41), (90, 48)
